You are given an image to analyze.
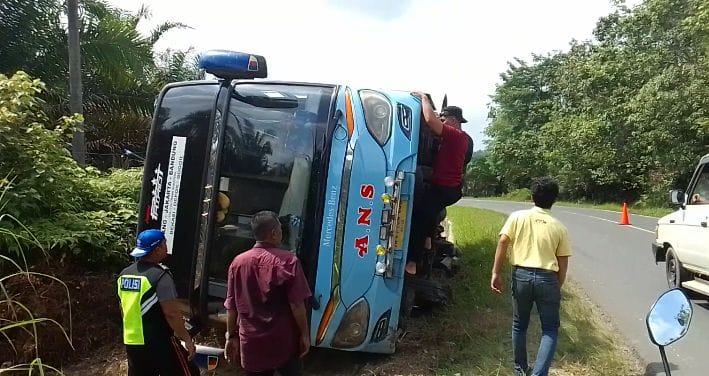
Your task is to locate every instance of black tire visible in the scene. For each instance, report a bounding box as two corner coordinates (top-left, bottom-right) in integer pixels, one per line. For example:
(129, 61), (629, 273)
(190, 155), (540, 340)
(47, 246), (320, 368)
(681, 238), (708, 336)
(398, 278), (416, 331)
(436, 208), (447, 223)
(666, 247), (691, 290)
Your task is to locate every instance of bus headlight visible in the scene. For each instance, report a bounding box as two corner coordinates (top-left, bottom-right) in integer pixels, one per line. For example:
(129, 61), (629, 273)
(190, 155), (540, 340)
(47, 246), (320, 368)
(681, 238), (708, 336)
(331, 298), (370, 348)
(360, 90), (391, 146)
(384, 176), (395, 187)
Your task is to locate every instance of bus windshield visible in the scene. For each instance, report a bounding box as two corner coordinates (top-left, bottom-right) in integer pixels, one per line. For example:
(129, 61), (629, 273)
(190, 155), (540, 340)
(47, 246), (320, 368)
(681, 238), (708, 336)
(208, 83), (334, 281)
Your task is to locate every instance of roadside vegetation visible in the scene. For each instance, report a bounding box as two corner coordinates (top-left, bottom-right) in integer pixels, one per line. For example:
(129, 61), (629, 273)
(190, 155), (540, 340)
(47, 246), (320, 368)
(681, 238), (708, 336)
(0, 0), (197, 370)
(0, 72), (133, 372)
(436, 207), (642, 375)
(463, 0), (709, 208)
(475, 188), (674, 218)
(1, 183), (74, 374)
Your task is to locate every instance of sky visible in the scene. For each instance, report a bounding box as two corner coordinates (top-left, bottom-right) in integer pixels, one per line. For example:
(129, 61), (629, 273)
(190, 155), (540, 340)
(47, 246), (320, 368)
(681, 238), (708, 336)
(110, 0), (640, 151)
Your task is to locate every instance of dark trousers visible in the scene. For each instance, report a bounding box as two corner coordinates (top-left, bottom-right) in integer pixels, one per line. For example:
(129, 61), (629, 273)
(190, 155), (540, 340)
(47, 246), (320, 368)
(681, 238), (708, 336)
(126, 337), (200, 376)
(407, 184), (462, 263)
(245, 357), (303, 376)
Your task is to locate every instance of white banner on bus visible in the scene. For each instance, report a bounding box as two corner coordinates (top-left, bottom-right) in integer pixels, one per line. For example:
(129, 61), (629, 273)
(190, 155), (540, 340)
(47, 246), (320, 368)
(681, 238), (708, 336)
(160, 136), (186, 254)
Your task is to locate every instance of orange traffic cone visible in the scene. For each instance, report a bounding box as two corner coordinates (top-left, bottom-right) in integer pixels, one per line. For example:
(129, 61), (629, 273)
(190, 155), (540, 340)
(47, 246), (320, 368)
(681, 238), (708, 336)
(619, 202), (630, 225)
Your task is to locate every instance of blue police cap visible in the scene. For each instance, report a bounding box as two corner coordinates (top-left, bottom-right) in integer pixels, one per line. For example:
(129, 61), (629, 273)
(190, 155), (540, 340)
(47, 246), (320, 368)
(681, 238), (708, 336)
(130, 229), (166, 258)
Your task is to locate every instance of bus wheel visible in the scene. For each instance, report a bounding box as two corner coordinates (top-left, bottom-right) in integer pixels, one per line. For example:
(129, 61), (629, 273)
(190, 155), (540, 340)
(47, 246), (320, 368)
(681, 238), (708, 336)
(436, 208), (447, 223)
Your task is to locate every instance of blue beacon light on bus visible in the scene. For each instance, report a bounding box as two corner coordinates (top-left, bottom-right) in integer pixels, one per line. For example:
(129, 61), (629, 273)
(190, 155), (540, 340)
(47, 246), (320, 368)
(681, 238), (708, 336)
(198, 50), (268, 80)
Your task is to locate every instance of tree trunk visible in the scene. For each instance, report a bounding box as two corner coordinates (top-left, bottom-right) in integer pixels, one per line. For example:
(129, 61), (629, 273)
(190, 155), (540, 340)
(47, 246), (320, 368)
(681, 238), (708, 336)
(67, 0), (85, 166)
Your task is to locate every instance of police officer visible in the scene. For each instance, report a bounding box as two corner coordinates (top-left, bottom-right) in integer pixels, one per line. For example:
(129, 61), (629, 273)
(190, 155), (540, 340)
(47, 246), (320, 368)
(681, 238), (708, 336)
(117, 229), (199, 376)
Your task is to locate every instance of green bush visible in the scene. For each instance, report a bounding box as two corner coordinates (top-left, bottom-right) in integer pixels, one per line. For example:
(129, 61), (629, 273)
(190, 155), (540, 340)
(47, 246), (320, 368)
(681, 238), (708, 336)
(0, 72), (89, 219)
(503, 188), (531, 201)
(0, 72), (141, 265)
(87, 167), (142, 204)
(26, 168), (142, 264)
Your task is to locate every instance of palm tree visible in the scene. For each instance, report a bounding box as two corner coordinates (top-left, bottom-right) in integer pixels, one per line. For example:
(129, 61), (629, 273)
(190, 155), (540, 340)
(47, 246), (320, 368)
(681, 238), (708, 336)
(67, 0), (85, 165)
(0, 0), (197, 167)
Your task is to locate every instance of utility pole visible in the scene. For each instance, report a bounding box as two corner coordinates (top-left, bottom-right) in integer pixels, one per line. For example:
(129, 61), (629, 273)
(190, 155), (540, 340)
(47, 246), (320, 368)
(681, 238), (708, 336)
(67, 0), (85, 166)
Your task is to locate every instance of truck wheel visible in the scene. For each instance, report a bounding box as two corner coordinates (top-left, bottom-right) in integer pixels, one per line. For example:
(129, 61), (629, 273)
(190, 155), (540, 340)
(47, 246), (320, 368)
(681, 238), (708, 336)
(666, 247), (690, 290)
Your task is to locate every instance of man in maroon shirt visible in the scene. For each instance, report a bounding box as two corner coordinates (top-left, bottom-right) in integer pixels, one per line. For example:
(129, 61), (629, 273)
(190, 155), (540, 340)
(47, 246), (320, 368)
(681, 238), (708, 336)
(407, 93), (473, 275)
(223, 210), (312, 375)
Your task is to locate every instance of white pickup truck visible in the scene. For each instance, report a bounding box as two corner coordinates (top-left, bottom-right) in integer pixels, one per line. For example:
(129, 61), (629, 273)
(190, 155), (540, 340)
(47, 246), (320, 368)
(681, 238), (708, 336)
(653, 153), (709, 295)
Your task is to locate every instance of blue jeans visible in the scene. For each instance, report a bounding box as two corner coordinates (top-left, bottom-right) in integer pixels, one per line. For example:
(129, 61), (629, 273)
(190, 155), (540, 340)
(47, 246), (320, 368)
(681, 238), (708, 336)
(511, 267), (561, 376)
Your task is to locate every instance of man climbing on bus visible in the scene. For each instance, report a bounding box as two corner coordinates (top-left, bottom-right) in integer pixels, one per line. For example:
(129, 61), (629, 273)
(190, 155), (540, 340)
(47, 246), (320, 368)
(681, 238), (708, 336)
(407, 93), (473, 275)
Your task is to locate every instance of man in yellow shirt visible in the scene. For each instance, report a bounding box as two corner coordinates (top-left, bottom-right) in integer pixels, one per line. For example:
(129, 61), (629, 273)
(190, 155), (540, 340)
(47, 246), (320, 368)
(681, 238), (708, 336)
(490, 177), (572, 376)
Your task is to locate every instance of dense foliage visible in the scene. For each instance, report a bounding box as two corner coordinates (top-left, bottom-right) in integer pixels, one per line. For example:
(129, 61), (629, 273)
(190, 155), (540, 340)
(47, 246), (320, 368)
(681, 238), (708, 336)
(479, 0), (709, 205)
(0, 0), (199, 263)
(0, 0), (199, 168)
(0, 72), (141, 264)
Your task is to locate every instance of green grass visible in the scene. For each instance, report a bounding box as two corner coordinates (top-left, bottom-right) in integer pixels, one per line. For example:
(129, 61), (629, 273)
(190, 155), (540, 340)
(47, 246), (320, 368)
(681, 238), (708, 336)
(471, 196), (674, 218)
(436, 206), (641, 375)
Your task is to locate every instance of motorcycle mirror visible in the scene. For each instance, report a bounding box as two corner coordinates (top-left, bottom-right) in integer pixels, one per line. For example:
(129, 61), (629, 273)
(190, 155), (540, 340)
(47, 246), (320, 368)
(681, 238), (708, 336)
(646, 288), (692, 375)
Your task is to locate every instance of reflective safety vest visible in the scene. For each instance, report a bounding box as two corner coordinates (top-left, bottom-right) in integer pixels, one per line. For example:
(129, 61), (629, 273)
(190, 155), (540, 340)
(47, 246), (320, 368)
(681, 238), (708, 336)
(117, 261), (172, 345)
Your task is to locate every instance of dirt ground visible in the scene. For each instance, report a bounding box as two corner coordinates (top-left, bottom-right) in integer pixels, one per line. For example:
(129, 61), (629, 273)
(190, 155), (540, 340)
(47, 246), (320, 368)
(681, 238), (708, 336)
(1, 262), (123, 371)
(60, 302), (447, 376)
(2, 262), (449, 376)
(61, 317), (445, 376)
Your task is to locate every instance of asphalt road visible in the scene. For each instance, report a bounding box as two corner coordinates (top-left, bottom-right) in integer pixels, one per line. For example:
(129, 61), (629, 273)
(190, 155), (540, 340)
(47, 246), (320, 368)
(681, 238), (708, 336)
(458, 199), (707, 376)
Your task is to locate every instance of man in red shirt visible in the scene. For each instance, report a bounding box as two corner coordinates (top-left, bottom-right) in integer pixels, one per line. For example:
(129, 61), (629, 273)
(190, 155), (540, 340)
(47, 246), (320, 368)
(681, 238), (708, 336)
(407, 93), (473, 275)
(223, 211), (312, 375)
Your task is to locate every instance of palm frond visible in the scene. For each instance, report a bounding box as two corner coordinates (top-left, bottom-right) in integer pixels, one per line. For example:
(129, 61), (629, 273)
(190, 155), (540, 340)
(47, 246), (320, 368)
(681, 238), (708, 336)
(0, 0), (66, 80)
(82, 15), (154, 88)
(149, 21), (192, 46)
(131, 4), (152, 27)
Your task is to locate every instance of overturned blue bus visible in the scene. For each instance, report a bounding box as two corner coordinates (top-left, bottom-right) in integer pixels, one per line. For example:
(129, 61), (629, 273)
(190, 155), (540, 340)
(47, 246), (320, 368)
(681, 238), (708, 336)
(135, 50), (458, 365)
